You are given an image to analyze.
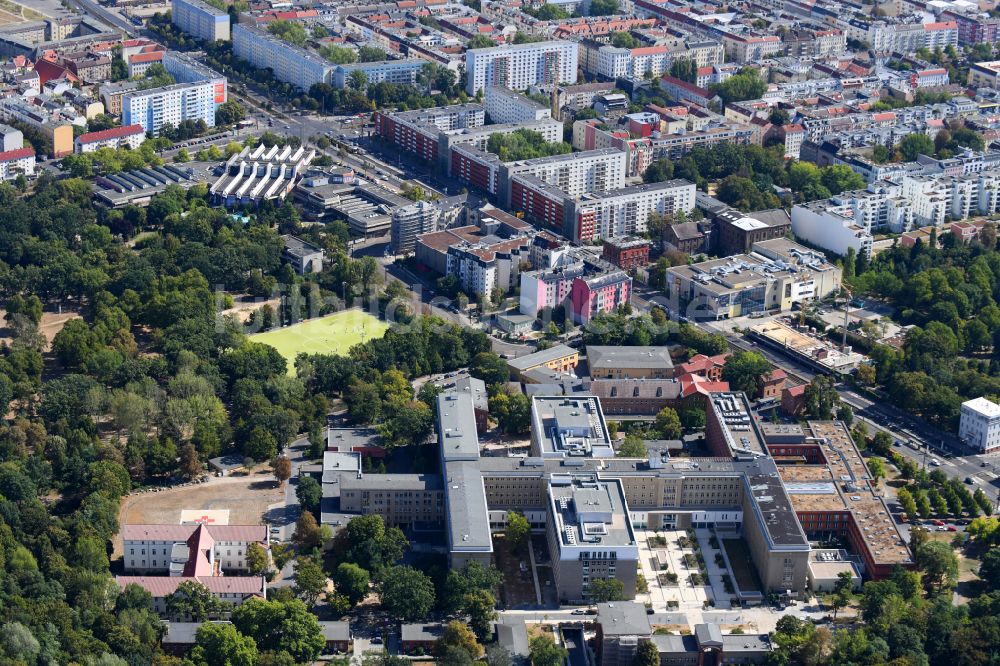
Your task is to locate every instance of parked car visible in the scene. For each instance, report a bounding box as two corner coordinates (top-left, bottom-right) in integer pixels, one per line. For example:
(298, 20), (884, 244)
(947, 526), (958, 532)
(932, 519), (945, 526)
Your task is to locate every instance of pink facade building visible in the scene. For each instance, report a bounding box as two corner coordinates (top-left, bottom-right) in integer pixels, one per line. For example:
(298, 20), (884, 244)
(570, 270), (632, 323)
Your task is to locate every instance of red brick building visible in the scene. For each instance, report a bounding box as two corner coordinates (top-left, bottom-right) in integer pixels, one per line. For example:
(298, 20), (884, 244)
(758, 368), (786, 400)
(781, 384), (806, 416)
(602, 236), (651, 270)
(675, 353), (730, 382)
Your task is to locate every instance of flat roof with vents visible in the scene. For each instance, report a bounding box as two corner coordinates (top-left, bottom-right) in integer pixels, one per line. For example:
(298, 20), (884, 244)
(531, 395), (614, 458)
(548, 473), (636, 551)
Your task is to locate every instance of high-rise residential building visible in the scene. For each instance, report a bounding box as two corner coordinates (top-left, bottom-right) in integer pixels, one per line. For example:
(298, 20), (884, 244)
(171, 0), (230, 42)
(122, 81), (217, 136)
(959, 397), (1000, 453)
(233, 23), (333, 91)
(483, 86), (551, 125)
(162, 50), (228, 105)
(465, 40), (578, 94)
(391, 200), (441, 255)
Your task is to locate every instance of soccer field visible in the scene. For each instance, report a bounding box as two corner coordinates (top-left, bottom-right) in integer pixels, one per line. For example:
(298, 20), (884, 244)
(250, 309), (390, 372)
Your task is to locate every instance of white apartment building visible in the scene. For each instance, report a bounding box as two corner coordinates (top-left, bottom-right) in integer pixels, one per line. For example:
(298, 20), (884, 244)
(465, 40), (578, 94)
(122, 81), (217, 136)
(121, 524), (268, 574)
(446, 235), (531, 298)
(503, 148), (628, 202)
(484, 86), (552, 125)
(0, 147), (34, 180)
(74, 124), (145, 153)
(162, 50), (228, 105)
(172, 0), (230, 42)
(959, 397), (1000, 453)
(572, 179), (696, 239)
(391, 200), (441, 254)
(792, 167), (1000, 255)
(595, 45), (672, 80)
(331, 58), (426, 89)
(233, 23), (333, 91)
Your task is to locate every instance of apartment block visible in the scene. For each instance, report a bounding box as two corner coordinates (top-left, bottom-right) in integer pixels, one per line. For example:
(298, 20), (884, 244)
(172, 0), (230, 42)
(331, 59), (426, 89)
(0, 98), (74, 157)
(969, 60), (1000, 89)
(484, 86), (552, 125)
(445, 235), (532, 298)
(162, 50), (228, 105)
(569, 179), (697, 242)
(465, 40), (578, 94)
(391, 200), (441, 255)
(233, 24), (332, 91)
(0, 147), (34, 180)
(75, 124), (145, 153)
(123, 81), (217, 136)
(571, 269), (632, 323)
(503, 148), (628, 207)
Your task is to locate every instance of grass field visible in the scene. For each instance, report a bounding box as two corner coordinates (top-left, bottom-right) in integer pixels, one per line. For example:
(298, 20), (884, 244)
(250, 309), (390, 372)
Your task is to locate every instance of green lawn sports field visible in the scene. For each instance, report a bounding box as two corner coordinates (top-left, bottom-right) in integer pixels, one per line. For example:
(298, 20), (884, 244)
(250, 309), (390, 372)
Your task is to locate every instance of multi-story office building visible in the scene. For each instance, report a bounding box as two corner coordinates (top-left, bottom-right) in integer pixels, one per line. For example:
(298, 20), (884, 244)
(546, 474), (639, 603)
(602, 237), (650, 271)
(530, 395), (615, 459)
(465, 40), (578, 94)
(484, 86), (552, 125)
(959, 397), (1000, 453)
(321, 386), (912, 602)
(172, 0), (230, 42)
(332, 59), (426, 89)
(117, 523), (266, 615)
(233, 24), (333, 91)
(122, 81), (217, 136)
(666, 239), (842, 320)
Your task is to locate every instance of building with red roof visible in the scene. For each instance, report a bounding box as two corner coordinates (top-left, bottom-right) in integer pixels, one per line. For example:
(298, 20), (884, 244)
(128, 49), (164, 78)
(74, 124), (145, 153)
(119, 522), (268, 616)
(0, 146), (34, 180)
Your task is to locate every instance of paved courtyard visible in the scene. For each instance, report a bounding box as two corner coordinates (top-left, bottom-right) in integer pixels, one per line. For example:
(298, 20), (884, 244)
(635, 528), (729, 610)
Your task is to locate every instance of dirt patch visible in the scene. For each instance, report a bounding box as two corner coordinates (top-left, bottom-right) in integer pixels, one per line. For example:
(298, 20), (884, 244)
(115, 473), (282, 558)
(221, 295), (281, 324)
(0, 308), (82, 351)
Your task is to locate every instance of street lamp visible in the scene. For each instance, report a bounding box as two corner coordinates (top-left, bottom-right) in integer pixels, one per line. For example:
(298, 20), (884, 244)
(342, 281), (348, 303)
